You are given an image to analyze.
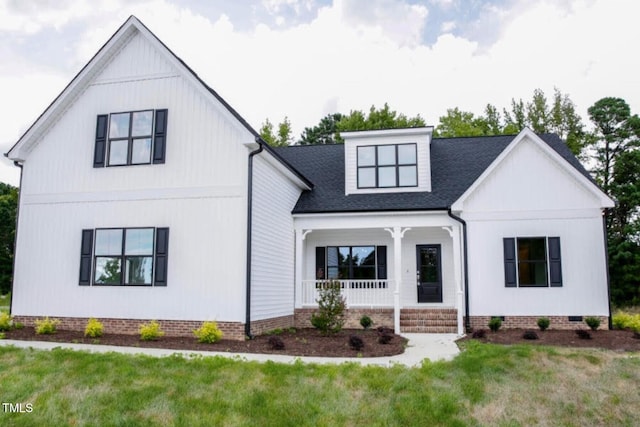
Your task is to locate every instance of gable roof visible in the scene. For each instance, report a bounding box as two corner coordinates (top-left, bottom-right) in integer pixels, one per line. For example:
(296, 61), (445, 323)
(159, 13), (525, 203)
(4, 16), (311, 188)
(276, 132), (605, 214)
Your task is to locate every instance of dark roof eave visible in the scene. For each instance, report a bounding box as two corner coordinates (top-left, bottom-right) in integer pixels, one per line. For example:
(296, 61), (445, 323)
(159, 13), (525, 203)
(291, 206), (450, 215)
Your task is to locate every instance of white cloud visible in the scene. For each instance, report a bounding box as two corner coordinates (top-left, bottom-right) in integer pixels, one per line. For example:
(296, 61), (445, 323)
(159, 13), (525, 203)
(440, 20), (456, 32)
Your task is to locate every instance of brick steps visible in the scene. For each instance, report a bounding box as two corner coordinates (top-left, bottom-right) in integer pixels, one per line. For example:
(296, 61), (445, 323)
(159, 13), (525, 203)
(400, 309), (457, 333)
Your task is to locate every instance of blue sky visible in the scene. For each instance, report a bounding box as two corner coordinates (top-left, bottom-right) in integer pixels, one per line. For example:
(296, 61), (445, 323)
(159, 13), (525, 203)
(1, 0), (639, 185)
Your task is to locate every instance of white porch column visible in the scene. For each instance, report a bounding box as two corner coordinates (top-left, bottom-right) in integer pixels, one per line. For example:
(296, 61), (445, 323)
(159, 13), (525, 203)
(443, 225), (464, 335)
(295, 229), (312, 308)
(384, 226), (411, 334)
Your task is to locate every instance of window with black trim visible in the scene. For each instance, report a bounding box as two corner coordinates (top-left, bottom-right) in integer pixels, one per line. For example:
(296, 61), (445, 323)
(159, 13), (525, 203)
(503, 236), (562, 288)
(94, 109), (167, 168)
(79, 227), (169, 286)
(357, 143), (417, 188)
(316, 246), (387, 284)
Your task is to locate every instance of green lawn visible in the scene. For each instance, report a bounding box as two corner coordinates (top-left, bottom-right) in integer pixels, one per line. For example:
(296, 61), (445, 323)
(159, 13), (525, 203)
(0, 342), (638, 426)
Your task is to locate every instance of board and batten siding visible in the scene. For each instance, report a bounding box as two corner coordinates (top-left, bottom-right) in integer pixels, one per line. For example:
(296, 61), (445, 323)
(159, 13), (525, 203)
(250, 155), (304, 321)
(459, 136), (610, 317)
(12, 30), (255, 323)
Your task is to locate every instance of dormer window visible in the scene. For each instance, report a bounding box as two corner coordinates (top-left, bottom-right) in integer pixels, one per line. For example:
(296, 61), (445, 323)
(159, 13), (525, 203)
(357, 143), (417, 188)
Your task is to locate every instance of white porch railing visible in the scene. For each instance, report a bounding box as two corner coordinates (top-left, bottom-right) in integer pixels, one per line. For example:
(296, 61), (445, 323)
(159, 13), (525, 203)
(301, 280), (394, 307)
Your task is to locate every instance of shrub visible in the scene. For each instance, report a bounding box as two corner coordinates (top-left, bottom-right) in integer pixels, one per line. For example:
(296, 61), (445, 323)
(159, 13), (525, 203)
(537, 317), (550, 331)
(310, 280), (346, 335)
(35, 317), (60, 335)
(472, 329), (486, 339)
(349, 335), (365, 351)
(139, 320), (165, 341)
(193, 321), (223, 343)
(488, 317), (502, 332)
(576, 329), (591, 340)
(584, 317), (601, 331)
(0, 332), (5, 339)
(378, 333), (393, 345)
(0, 312), (12, 331)
(376, 326), (394, 344)
(267, 336), (285, 350)
(522, 330), (539, 340)
(84, 318), (104, 338)
(265, 328), (283, 335)
(612, 311), (634, 329)
(360, 315), (373, 329)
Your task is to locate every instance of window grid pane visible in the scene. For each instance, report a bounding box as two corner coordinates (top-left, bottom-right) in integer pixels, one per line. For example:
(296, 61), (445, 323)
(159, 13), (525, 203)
(131, 138), (152, 164)
(108, 140), (129, 166)
(95, 229), (123, 255)
(125, 229), (154, 255)
(125, 256), (153, 285)
(356, 143), (417, 189)
(131, 111), (153, 137)
(109, 113), (130, 138)
(95, 257), (122, 284)
(517, 238), (548, 286)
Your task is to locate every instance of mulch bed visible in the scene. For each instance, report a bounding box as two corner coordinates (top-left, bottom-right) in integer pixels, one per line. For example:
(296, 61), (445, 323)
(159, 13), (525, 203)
(3, 327), (407, 358)
(458, 328), (640, 352)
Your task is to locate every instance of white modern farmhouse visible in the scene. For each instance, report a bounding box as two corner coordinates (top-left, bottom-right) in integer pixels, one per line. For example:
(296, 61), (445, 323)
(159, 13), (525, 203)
(5, 17), (614, 339)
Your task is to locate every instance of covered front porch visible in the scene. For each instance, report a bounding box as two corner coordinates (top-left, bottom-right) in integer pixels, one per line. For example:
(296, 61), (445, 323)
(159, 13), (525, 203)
(294, 211), (466, 335)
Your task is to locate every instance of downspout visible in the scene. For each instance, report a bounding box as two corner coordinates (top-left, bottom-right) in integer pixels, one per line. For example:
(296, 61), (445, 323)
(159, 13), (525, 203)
(448, 209), (470, 331)
(245, 138), (264, 339)
(8, 161), (23, 315)
(602, 208), (613, 330)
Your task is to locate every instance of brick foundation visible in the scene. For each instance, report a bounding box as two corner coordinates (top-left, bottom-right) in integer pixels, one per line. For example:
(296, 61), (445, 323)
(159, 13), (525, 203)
(249, 315), (295, 336)
(294, 308), (394, 329)
(12, 316), (246, 341)
(467, 315), (610, 331)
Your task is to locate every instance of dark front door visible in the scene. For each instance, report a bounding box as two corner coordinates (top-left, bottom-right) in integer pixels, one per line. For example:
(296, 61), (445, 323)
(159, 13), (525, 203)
(416, 245), (442, 303)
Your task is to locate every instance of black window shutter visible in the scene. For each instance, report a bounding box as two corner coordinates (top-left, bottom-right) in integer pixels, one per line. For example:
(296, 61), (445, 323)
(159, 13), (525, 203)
(315, 247), (326, 279)
(503, 238), (517, 287)
(79, 229), (94, 285)
(154, 228), (169, 286)
(153, 109), (168, 164)
(93, 115), (108, 167)
(548, 237), (563, 287)
(377, 246), (387, 279)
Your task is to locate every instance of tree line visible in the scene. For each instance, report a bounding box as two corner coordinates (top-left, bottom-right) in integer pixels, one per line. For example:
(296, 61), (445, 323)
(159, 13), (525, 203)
(260, 90), (640, 306)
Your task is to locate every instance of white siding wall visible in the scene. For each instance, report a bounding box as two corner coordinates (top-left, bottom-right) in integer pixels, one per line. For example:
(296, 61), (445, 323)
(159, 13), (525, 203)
(12, 31), (254, 322)
(466, 216), (608, 316)
(250, 155), (303, 320)
(461, 137), (609, 316)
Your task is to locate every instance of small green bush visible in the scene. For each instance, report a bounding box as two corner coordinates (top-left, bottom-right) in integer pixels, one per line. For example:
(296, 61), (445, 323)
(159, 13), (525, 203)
(584, 317), (601, 331)
(193, 321), (223, 343)
(139, 320), (165, 341)
(612, 311), (640, 332)
(360, 315), (373, 329)
(84, 318), (104, 338)
(537, 317), (550, 331)
(488, 317), (502, 332)
(311, 280), (346, 335)
(0, 332), (5, 339)
(35, 317), (60, 335)
(0, 312), (12, 331)
(265, 328), (283, 335)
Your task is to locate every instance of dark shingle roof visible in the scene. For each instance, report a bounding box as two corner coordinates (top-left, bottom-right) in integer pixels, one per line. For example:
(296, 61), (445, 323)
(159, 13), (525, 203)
(275, 133), (593, 214)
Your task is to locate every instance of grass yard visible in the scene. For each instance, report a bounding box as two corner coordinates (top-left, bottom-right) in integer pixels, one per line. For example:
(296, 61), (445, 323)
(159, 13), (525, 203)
(0, 342), (638, 426)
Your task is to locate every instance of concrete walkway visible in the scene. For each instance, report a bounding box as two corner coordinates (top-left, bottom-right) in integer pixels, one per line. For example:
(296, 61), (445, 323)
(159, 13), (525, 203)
(0, 333), (460, 367)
